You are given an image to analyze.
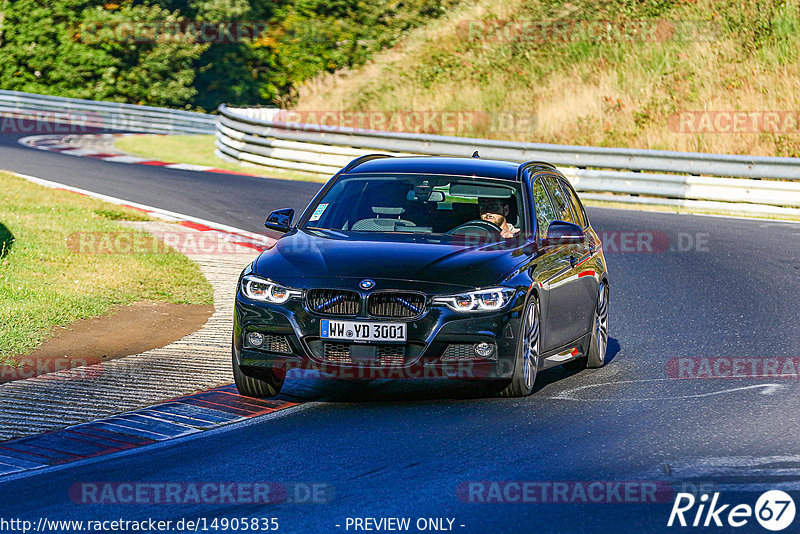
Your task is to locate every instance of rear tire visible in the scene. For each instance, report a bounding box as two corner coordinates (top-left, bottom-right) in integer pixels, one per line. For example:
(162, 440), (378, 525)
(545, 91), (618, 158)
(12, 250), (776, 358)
(232, 348), (284, 398)
(585, 281), (609, 369)
(498, 297), (540, 397)
(562, 280), (609, 371)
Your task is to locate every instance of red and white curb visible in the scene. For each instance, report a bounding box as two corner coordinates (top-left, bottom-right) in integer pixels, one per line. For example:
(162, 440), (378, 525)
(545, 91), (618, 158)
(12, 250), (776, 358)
(19, 133), (260, 176)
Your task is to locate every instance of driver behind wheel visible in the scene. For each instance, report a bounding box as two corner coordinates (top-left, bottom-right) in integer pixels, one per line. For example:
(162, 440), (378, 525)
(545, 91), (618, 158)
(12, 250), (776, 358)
(478, 197), (520, 239)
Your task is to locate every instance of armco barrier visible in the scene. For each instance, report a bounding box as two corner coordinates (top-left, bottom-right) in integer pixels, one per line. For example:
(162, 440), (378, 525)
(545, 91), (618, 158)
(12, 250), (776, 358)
(0, 90), (215, 134)
(3, 91), (796, 218)
(215, 104), (800, 218)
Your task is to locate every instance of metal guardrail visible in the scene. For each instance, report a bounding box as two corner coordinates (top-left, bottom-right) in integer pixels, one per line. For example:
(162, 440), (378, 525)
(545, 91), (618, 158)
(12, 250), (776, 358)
(215, 104), (800, 217)
(5, 91), (794, 217)
(0, 90), (215, 134)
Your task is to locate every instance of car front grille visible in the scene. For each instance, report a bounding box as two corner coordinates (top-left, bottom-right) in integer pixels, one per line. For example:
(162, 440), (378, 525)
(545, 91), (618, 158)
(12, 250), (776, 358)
(263, 334), (292, 354)
(322, 342), (406, 366)
(441, 343), (498, 361)
(367, 292), (426, 318)
(307, 289), (361, 316)
(245, 333), (292, 354)
(323, 342), (352, 363)
(376, 345), (405, 366)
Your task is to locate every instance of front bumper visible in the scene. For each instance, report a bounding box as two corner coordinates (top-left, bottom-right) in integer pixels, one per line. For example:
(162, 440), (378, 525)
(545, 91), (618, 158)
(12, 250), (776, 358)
(233, 290), (524, 381)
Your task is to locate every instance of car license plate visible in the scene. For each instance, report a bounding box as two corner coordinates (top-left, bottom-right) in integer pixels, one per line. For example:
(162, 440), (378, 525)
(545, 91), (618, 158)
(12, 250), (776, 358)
(320, 320), (406, 342)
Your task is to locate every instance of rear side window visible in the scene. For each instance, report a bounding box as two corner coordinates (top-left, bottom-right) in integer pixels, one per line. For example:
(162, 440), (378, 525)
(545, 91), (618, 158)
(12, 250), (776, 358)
(559, 179), (587, 228)
(532, 179), (556, 240)
(543, 175), (575, 224)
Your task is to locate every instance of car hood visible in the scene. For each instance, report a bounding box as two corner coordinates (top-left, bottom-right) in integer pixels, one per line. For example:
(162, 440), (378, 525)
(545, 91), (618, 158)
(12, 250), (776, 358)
(253, 229), (531, 292)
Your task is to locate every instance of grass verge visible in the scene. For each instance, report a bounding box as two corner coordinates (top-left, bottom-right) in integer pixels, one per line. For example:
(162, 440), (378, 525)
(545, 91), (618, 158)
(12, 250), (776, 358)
(114, 134), (329, 183)
(0, 171), (214, 362)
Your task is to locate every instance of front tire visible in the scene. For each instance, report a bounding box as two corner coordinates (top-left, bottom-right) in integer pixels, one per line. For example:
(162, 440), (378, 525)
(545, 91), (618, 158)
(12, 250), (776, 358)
(232, 347), (284, 398)
(498, 297), (540, 397)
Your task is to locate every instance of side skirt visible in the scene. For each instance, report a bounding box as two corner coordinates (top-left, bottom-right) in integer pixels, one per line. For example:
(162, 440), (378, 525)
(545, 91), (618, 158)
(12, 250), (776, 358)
(539, 332), (593, 370)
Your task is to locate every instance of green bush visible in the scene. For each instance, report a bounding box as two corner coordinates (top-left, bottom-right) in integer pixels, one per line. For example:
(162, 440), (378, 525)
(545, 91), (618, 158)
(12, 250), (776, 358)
(0, 0), (459, 109)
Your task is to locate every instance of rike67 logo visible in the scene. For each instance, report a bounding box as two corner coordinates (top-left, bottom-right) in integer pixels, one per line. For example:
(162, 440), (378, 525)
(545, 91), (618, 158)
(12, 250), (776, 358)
(668, 490), (796, 531)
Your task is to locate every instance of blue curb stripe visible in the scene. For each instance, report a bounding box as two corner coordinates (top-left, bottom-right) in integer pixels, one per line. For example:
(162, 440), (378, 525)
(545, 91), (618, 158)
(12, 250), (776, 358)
(0, 385), (297, 478)
(68, 426), (157, 446)
(0, 455), (48, 469)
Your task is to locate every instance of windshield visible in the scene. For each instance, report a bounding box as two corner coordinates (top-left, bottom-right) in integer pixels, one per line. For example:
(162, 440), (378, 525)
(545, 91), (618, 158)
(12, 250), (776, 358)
(303, 173), (526, 241)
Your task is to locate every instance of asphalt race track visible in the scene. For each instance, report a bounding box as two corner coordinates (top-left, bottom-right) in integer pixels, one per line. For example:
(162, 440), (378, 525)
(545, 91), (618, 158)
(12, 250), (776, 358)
(2, 127), (800, 533)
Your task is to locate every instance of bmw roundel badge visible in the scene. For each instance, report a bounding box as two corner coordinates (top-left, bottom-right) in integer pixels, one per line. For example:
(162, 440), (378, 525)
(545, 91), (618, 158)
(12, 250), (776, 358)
(359, 279), (375, 290)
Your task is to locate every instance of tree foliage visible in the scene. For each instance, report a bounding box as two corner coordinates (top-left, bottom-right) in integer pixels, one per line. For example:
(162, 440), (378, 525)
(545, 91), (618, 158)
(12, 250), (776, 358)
(0, 0), (207, 107)
(0, 0), (459, 109)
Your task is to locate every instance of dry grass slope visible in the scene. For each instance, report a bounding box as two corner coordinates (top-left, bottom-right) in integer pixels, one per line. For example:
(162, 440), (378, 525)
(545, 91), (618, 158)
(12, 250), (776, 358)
(296, 0), (800, 157)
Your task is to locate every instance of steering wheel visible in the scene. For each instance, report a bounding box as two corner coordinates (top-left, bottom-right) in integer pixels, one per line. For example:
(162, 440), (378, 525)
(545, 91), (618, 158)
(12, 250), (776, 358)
(446, 219), (503, 236)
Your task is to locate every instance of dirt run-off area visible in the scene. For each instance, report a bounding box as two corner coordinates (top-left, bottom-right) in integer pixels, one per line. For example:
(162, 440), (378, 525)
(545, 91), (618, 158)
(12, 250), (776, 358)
(1, 301), (214, 383)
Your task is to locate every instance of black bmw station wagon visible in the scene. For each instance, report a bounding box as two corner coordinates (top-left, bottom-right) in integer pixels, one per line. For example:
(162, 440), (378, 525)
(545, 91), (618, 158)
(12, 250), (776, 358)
(233, 156), (609, 397)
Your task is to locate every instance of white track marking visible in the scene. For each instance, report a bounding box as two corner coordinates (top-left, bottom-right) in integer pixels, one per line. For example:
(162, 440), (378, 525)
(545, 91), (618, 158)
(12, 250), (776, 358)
(550, 378), (787, 401)
(56, 148), (101, 156)
(12, 171), (274, 244)
(646, 455), (800, 493)
(165, 163), (216, 171)
(101, 155), (149, 163)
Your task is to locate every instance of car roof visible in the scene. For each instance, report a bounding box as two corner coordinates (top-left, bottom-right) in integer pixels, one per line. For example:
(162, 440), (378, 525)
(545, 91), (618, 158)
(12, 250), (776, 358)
(343, 156), (522, 180)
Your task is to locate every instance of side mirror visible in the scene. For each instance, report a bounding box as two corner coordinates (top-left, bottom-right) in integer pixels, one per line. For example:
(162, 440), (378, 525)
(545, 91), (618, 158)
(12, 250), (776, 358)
(544, 220), (584, 246)
(265, 208), (294, 233)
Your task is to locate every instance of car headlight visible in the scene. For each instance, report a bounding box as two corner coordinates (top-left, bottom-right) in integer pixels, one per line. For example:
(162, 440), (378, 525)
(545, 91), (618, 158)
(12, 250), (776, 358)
(432, 287), (516, 313)
(241, 274), (303, 304)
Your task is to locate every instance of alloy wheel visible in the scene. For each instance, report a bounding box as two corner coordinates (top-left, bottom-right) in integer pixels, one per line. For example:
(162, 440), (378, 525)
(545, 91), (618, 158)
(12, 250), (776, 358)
(594, 282), (609, 363)
(522, 300), (540, 390)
